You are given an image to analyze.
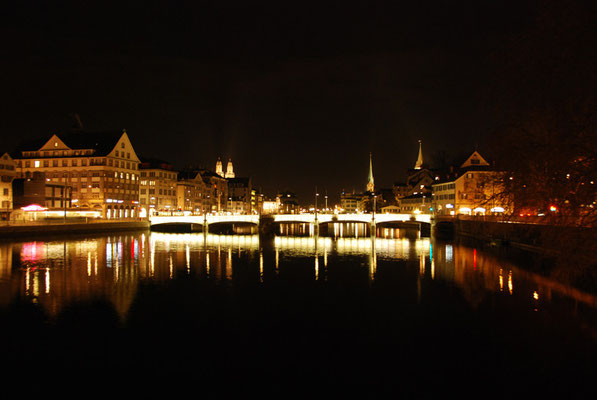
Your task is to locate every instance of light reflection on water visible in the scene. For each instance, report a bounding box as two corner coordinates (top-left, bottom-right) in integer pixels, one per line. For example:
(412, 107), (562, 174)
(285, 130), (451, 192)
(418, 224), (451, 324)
(0, 231), (595, 326)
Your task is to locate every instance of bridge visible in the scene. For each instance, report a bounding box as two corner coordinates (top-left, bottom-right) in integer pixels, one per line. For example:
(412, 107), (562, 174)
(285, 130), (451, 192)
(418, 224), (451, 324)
(148, 213), (431, 230)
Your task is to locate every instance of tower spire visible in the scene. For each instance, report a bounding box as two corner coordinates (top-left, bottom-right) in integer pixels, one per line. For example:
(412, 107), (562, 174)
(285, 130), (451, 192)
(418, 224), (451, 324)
(225, 158), (235, 178)
(215, 157), (224, 177)
(414, 140), (424, 170)
(366, 152), (375, 193)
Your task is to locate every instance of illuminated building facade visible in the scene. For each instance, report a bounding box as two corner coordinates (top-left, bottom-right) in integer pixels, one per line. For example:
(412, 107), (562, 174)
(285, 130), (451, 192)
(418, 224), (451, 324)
(13, 130), (140, 218)
(432, 151), (508, 216)
(139, 158), (178, 216)
(277, 191), (299, 214)
(340, 191), (362, 213)
(397, 193), (433, 214)
(200, 170), (229, 213)
(0, 153), (16, 219)
(176, 170), (208, 214)
(227, 177), (252, 214)
(12, 172), (72, 212)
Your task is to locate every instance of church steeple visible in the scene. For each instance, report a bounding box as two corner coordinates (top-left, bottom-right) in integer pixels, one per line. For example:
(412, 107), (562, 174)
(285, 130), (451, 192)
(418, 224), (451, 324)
(366, 152), (375, 193)
(215, 158), (224, 177)
(414, 140), (424, 170)
(225, 159), (235, 178)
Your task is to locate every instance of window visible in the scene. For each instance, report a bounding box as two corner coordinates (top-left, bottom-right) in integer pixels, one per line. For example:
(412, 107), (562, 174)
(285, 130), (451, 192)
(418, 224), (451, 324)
(34, 160), (40, 168)
(53, 160), (58, 167)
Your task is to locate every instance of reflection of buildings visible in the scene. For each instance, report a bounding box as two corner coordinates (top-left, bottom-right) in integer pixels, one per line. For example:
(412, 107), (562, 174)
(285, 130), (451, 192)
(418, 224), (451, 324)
(3, 235), (142, 320)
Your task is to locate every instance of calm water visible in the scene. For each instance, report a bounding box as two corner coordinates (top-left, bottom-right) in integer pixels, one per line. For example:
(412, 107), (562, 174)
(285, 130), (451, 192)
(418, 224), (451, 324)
(1, 228), (597, 397)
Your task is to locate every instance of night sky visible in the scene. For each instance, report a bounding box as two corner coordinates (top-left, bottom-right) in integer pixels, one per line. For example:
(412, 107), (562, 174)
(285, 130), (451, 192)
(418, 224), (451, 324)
(1, 0), (588, 204)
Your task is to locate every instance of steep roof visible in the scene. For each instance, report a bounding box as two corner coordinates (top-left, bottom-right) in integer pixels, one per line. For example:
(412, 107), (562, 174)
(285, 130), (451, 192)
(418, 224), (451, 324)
(12, 130), (125, 157)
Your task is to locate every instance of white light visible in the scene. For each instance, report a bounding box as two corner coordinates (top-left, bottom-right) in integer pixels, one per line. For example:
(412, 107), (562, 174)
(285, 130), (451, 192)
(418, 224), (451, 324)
(473, 207), (486, 213)
(491, 207), (505, 213)
(445, 204), (454, 209)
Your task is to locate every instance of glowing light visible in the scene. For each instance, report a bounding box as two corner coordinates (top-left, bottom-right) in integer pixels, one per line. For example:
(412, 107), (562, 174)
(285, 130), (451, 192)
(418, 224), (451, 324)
(473, 207), (486, 213)
(491, 207), (505, 213)
(21, 204), (47, 211)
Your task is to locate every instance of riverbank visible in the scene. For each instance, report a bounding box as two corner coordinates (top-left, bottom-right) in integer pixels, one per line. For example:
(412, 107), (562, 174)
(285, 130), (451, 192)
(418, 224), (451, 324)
(0, 220), (149, 238)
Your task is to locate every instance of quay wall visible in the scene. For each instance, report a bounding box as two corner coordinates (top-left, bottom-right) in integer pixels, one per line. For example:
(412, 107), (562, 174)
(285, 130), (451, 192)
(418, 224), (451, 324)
(0, 220), (149, 238)
(434, 217), (596, 255)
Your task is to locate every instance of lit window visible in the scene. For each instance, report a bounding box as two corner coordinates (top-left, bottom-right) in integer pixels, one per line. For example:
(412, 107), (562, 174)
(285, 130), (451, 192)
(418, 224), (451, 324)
(34, 160), (40, 168)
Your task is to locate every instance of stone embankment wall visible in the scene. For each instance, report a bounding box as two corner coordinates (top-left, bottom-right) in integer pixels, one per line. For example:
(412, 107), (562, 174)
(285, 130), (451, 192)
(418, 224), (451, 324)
(434, 218), (596, 256)
(0, 220), (149, 238)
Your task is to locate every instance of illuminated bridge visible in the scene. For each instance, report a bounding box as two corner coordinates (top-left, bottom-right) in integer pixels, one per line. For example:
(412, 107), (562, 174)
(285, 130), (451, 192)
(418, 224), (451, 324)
(148, 213), (431, 229)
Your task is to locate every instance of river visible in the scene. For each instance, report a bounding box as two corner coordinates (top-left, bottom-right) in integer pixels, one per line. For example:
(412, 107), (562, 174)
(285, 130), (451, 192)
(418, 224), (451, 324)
(1, 227), (596, 397)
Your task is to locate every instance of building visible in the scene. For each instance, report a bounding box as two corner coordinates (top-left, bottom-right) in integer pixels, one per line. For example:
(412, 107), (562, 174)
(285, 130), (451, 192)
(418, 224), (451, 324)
(0, 153), (16, 219)
(176, 170), (208, 214)
(225, 159), (235, 178)
(397, 193), (433, 215)
(366, 152), (375, 193)
(340, 191), (362, 213)
(432, 151), (508, 216)
(227, 177), (252, 214)
(277, 191), (299, 214)
(393, 140), (439, 202)
(139, 158), (178, 216)
(215, 158), (236, 179)
(13, 171), (72, 212)
(200, 169), (229, 213)
(13, 130), (141, 218)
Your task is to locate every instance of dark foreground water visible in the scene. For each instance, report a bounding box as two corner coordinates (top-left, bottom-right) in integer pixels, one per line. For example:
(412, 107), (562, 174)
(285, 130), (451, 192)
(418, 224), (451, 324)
(1, 229), (597, 398)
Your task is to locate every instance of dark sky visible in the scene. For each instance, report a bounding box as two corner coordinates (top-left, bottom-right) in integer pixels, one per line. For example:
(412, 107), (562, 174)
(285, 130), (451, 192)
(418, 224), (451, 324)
(0, 0), (559, 204)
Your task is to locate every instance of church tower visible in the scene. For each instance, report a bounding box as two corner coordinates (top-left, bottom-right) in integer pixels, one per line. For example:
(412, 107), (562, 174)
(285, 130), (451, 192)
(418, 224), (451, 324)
(215, 158), (224, 177)
(414, 140), (424, 170)
(366, 152), (375, 193)
(225, 159), (235, 178)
